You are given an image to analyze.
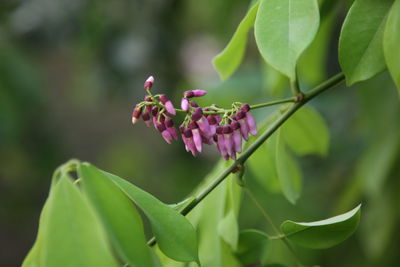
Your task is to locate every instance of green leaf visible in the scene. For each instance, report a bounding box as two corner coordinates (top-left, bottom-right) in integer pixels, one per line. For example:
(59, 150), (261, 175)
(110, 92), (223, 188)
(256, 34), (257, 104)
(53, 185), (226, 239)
(235, 229), (269, 265)
(276, 129), (302, 204)
(282, 105), (329, 156)
(213, 2), (259, 80)
(247, 133), (280, 193)
(255, 0), (320, 81)
(23, 176), (119, 267)
(218, 210), (239, 250)
(168, 196), (196, 212)
(78, 163), (154, 267)
(102, 167), (199, 264)
(384, 0), (400, 91)
(339, 0), (393, 85)
(281, 204), (362, 249)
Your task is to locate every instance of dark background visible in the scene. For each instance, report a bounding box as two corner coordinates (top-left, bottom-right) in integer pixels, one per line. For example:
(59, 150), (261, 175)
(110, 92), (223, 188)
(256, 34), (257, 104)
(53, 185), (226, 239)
(1, 0), (399, 266)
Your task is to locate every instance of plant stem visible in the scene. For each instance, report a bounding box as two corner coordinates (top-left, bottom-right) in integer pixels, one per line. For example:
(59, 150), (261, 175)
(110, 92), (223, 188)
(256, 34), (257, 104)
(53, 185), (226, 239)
(149, 72), (345, 245)
(245, 188), (305, 267)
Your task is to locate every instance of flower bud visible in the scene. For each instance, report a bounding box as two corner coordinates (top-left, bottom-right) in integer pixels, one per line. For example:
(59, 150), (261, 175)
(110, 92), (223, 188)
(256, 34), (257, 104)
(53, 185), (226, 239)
(131, 105), (142, 125)
(192, 89), (207, 97)
(184, 90), (195, 98)
(181, 98), (190, 111)
(144, 76), (154, 90)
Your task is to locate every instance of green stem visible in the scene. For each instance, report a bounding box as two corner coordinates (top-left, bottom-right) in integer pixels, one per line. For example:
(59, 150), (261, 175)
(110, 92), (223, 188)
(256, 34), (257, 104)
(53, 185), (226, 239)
(245, 188), (305, 267)
(149, 72), (345, 245)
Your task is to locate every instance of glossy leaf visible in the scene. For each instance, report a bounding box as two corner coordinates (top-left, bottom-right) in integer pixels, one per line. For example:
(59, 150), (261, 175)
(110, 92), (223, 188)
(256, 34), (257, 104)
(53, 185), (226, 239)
(235, 229), (269, 265)
(281, 204), (361, 249)
(23, 176), (119, 267)
(102, 167), (199, 264)
(282, 105), (329, 156)
(276, 129), (302, 204)
(339, 0), (393, 85)
(255, 0), (320, 81)
(78, 163), (154, 267)
(213, 2), (259, 80)
(384, 0), (400, 91)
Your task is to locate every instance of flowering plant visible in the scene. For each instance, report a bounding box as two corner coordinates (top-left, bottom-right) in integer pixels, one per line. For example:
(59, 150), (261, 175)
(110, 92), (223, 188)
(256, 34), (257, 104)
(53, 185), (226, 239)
(22, 0), (400, 266)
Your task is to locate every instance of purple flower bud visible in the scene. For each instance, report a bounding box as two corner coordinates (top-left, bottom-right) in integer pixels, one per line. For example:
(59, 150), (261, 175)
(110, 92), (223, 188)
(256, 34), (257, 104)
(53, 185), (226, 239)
(215, 114), (222, 124)
(190, 101), (199, 108)
(145, 95), (152, 102)
(144, 76), (154, 90)
(201, 134), (214, 145)
(131, 105), (142, 125)
(161, 130), (174, 144)
(183, 129), (198, 156)
(241, 103), (250, 112)
(216, 126), (227, 159)
(181, 98), (190, 111)
(159, 94), (176, 116)
(184, 90), (195, 98)
(151, 106), (159, 117)
(142, 112), (152, 127)
(198, 117), (212, 137)
(192, 89), (207, 97)
(232, 130), (242, 153)
(191, 108), (203, 121)
(192, 129), (202, 152)
(165, 101), (176, 115)
(167, 127), (178, 140)
(223, 125), (234, 158)
(165, 117), (174, 128)
(236, 110), (246, 120)
(246, 112), (258, 136)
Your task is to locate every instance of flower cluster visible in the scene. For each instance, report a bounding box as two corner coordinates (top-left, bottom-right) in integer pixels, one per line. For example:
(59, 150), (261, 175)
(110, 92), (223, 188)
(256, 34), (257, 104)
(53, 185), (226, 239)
(132, 76), (258, 160)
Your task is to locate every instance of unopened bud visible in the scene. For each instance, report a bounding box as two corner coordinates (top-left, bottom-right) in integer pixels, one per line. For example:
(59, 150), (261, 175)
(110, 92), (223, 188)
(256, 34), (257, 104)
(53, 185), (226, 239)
(144, 76), (154, 90)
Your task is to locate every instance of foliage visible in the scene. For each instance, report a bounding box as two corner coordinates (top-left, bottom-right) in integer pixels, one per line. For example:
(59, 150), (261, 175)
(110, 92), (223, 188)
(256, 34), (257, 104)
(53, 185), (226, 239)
(11, 0), (400, 266)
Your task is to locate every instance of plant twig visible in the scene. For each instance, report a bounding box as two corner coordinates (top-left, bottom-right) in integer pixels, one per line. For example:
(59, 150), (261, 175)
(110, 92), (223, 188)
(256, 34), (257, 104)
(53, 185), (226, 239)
(148, 72), (345, 247)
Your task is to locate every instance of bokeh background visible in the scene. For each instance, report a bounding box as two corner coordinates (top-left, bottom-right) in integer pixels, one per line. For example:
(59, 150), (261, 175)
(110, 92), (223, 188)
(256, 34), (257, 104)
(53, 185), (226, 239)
(1, 0), (399, 266)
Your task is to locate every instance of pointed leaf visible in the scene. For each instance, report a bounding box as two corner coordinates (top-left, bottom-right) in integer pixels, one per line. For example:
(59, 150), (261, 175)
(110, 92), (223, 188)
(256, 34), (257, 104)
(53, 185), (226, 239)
(281, 204), (361, 249)
(276, 129), (302, 204)
(339, 0), (393, 85)
(24, 176), (119, 267)
(101, 168), (199, 263)
(282, 105), (329, 156)
(213, 2), (259, 80)
(255, 0), (320, 81)
(384, 0), (400, 91)
(78, 163), (154, 267)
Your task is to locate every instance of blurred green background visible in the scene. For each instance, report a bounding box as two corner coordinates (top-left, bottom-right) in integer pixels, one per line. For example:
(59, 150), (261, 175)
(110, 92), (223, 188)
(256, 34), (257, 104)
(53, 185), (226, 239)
(0, 0), (399, 266)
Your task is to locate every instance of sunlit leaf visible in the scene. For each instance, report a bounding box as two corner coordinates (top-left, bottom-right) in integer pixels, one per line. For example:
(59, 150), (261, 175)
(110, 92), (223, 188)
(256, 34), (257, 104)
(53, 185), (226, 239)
(23, 176), (119, 267)
(339, 0), (393, 85)
(78, 163), (154, 267)
(282, 105), (329, 156)
(383, 0), (400, 91)
(102, 167), (199, 264)
(276, 129), (302, 204)
(213, 2), (259, 80)
(235, 229), (269, 265)
(255, 0), (320, 81)
(281, 204), (361, 249)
